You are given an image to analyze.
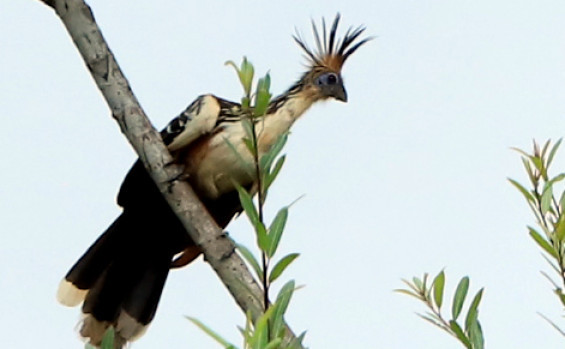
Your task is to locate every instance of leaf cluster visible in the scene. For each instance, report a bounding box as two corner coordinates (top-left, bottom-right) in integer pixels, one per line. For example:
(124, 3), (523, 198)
(235, 152), (298, 285)
(510, 139), (565, 335)
(225, 57), (272, 116)
(188, 281), (305, 349)
(397, 271), (484, 349)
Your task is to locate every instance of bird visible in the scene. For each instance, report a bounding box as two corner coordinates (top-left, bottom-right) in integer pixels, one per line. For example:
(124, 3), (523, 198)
(57, 13), (370, 348)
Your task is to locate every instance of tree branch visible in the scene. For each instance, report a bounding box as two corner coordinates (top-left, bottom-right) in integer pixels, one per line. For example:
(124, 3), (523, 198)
(39, 0), (300, 345)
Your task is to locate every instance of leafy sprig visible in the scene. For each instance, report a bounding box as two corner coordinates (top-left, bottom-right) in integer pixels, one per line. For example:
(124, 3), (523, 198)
(397, 271), (485, 349)
(189, 57), (304, 349)
(510, 138), (565, 335)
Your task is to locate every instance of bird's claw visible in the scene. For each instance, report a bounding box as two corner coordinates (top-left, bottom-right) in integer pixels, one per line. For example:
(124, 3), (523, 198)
(164, 162), (189, 183)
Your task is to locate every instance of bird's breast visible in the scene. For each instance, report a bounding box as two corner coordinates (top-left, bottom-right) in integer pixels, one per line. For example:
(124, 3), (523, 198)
(181, 115), (294, 200)
(182, 123), (255, 199)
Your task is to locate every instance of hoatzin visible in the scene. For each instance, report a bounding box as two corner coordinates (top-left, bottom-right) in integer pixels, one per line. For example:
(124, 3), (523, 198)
(57, 13), (370, 348)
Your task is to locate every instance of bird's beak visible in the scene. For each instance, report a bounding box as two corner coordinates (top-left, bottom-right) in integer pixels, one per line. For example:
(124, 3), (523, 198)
(333, 83), (348, 102)
(320, 79), (348, 102)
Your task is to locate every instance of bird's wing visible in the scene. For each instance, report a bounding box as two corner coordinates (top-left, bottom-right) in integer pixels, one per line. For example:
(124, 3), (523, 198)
(162, 94), (221, 151)
(116, 94), (242, 209)
(162, 94), (245, 151)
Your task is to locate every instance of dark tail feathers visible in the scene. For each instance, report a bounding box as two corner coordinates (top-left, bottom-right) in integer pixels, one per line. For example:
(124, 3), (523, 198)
(57, 211), (179, 348)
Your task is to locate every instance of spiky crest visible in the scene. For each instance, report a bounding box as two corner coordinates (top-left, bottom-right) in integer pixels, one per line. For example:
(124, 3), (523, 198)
(293, 13), (371, 73)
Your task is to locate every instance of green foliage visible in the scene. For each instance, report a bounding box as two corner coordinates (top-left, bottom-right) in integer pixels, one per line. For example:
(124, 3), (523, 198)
(225, 57), (254, 109)
(237, 243), (264, 282)
(397, 271), (485, 349)
(452, 277), (469, 321)
(190, 58), (304, 349)
(255, 74), (272, 117)
(267, 207), (288, 257)
(225, 56), (271, 117)
(187, 317), (238, 349)
(270, 254), (300, 283)
(510, 139), (565, 336)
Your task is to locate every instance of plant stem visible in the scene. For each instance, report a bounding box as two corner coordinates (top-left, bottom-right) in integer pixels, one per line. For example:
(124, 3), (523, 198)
(250, 117), (269, 310)
(428, 302), (456, 338)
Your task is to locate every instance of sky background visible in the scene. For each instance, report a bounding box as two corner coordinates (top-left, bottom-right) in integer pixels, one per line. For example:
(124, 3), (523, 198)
(2, 0), (565, 348)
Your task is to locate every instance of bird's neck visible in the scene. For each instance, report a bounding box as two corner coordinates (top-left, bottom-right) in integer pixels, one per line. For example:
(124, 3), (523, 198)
(267, 77), (320, 119)
(255, 85), (318, 153)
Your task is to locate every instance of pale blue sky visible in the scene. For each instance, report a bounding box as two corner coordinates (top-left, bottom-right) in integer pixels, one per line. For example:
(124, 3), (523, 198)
(2, 1), (565, 348)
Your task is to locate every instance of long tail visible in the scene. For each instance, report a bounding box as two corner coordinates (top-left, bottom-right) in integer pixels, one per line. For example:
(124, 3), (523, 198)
(57, 159), (245, 347)
(57, 210), (185, 347)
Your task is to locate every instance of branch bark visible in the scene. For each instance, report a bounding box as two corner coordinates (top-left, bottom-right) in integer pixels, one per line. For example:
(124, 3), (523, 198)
(39, 0), (300, 345)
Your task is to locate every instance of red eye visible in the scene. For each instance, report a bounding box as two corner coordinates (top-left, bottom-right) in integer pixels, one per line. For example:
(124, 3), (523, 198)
(327, 73), (337, 85)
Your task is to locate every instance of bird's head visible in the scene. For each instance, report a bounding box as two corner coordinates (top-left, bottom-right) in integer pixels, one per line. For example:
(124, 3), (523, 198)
(293, 14), (371, 103)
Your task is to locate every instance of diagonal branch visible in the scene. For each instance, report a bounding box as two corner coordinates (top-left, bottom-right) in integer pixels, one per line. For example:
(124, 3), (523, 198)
(38, 0), (301, 345)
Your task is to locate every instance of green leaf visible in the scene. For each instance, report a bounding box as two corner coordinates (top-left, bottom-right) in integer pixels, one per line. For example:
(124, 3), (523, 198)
(548, 138), (563, 169)
(452, 276), (470, 320)
(224, 60), (239, 73)
(242, 119), (255, 146)
(417, 313), (445, 329)
(548, 173), (565, 187)
(235, 183), (259, 227)
(237, 310), (253, 342)
(263, 155), (286, 192)
(256, 222), (270, 252)
(555, 214), (565, 241)
(542, 139), (551, 159)
(541, 184), (553, 214)
(254, 73), (272, 117)
(521, 156), (537, 187)
(252, 324), (267, 349)
(449, 320), (472, 348)
(224, 138), (254, 177)
(251, 306), (276, 349)
(560, 191), (565, 213)
(508, 178), (535, 203)
(412, 277), (423, 292)
(432, 270), (445, 309)
(465, 288), (483, 332)
(269, 253), (300, 283)
(422, 273), (429, 289)
(395, 288), (423, 300)
(400, 278), (423, 295)
(539, 312), (565, 337)
(240, 57), (254, 97)
(243, 138), (255, 155)
(510, 146), (530, 158)
(241, 96), (250, 110)
(237, 244), (263, 281)
(555, 289), (565, 307)
(271, 280), (295, 338)
(99, 327), (115, 349)
(267, 207), (289, 257)
(531, 155), (544, 172)
(259, 71), (271, 91)
(260, 133), (288, 173)
(528, 227), (558, 258)
(225, 57), (254, 99)
(242, 310), (253, 345)
(469, 320), (484, 349)
(263, 338), (283, 349)
(541, 256), (562, 275)
(186, 317), (238, 348)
